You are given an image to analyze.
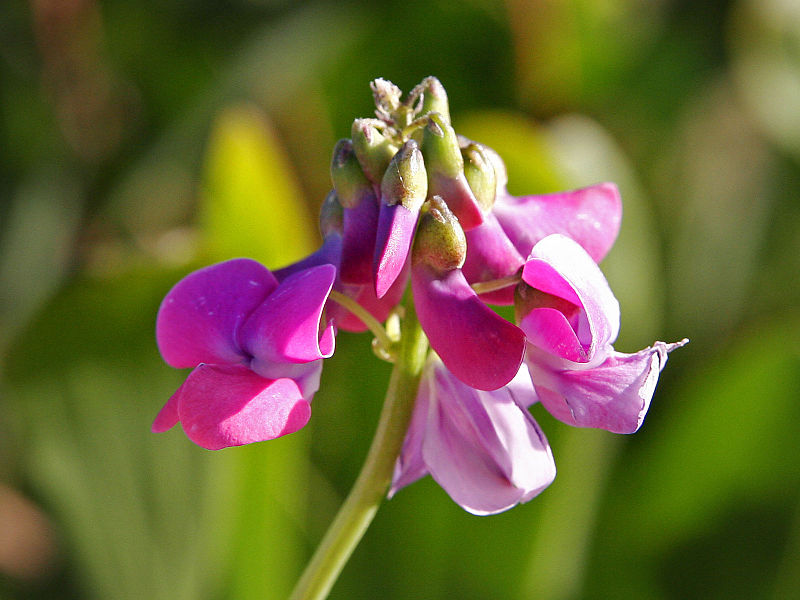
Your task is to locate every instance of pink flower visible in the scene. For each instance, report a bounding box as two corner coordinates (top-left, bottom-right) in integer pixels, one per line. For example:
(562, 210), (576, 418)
(153, 258), (336, 449)
(390, 355), (555, 515)
(517, 234), (687, 433)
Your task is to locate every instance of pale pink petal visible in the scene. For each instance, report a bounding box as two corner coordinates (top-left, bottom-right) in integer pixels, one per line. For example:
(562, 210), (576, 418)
(520, 234), (619, 364)
(412, 264), (525, 391)
(527, 340), (688, 434)
(373, 202), (419, 298)
(462, 212), (524, 305)
(422, 358), (555, 515)
(505, 363), (539, 408)
(240, 264), (336, 364)
(493, 183), (622, 263)
(175, 364), (311, 450)
(156, 259), (278, 368)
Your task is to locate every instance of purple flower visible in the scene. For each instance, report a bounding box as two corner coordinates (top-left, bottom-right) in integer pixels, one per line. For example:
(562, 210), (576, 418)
(517, 234), (687, 434)
(153, 258), (336, 449)
(390, 355), (555, 515)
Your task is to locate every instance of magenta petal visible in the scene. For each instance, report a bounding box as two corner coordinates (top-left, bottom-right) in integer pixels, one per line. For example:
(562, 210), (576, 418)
(493, 183), (622, 263)
(527, 339), (688, 434)
(174, 364), (310, 450)
(430, 172), (484, 231)
(520, 234), (620, 363)
(412, 264), (525, 390)
(340, 194), (379, 285)
(156, 259), (278, 368)
(240, 264), (336, 364)
(462, 212), (524, 305)
(422, 358), (555, 515)
(373, 202), (419, 298)
(152, 382), (182, 433)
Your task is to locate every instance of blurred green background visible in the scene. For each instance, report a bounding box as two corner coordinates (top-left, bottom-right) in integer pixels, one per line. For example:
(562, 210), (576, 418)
(1, 0), (799, 598)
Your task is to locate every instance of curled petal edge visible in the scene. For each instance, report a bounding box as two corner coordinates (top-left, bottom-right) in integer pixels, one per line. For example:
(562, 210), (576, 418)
(526, 339), (688, 434)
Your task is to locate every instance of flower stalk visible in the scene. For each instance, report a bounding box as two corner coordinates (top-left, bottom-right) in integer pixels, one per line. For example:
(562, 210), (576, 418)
(288, 296), (429, 600)
(327, 290), (396, 358)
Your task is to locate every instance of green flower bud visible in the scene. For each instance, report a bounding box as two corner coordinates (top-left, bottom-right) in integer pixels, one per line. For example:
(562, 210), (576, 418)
(381, 139), (427, 211)
(461, 142), (497, 212)
(412, 196), (467, 272)
(319, 190), (344, 237)
(351, 118), (399, 185)
(330, 138), (373, 209)
(421, 112), (464, 179)
(410, 76), (450, 124)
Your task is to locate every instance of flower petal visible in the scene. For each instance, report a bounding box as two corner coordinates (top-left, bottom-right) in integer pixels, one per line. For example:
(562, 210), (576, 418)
(462, 212), (524, 305)
(412, 263), (525, 390)
(156, 259), (278, 368)
(520, 234), (619, 364)
(240, 264), (336, 364)
(422, 358), (555, 515)
(429, 171), (484, 231)
(527, 339), (688, 434)
(175, 364), (311, 450)
(373, 202), (419, 298)
(340, 193), (379, 285)
(152, 382), (182, 433)
(493, 183), (621, 263)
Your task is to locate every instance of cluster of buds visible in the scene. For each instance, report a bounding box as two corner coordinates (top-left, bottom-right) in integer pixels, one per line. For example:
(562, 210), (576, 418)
(153, 77), (685, 514)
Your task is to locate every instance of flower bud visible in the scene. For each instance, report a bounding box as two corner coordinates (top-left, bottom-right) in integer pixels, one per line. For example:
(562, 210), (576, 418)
(409, 76), (451, 124)
(462, 142), (497, 212)
(412, 196), (467, 272)
(380, 139), (427, 211)
(318, 190), (344, 237)
(421, 113), (484, 230)
(330, 139), (373, 209)
(351, 118), (399, 185)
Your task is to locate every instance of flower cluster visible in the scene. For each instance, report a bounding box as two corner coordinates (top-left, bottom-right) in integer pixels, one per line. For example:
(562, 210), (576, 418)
(154, 77), (685, 513)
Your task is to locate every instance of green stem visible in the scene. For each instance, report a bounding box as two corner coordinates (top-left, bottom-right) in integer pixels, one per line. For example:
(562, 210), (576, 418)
(289, 298), (429, 600)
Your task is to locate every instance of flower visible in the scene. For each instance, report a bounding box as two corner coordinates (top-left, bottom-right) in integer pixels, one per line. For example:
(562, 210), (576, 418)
(390, 355), (555, 515)
(152, 76), (686, 522)
(153, 258), (336, 449)
(516, 234), (688, 434)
